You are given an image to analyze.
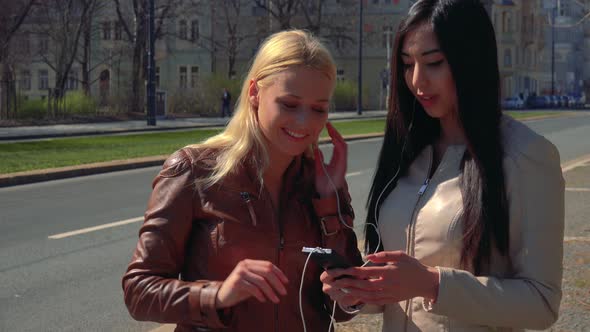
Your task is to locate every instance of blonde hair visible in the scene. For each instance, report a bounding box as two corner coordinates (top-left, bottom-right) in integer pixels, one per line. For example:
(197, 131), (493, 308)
(190, 29), (337, 188)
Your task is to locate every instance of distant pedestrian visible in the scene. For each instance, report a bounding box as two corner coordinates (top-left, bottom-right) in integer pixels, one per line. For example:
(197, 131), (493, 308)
(221, 87), (232, 117)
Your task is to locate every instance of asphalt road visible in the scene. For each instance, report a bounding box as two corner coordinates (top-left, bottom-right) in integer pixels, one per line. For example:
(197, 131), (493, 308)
(1, 113), (589, 331)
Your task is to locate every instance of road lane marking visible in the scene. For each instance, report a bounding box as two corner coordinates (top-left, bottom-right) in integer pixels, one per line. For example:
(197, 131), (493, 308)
(562, 154), (590, 173)
(47, 150), (590, 241)
(49, 169), (374, 239)
(566, 187), (590, 192)
(48, 216), (143, 239)
(564, 236), (590, 243)
(149, 324), (175, 332)
(346, 171), (365, 178)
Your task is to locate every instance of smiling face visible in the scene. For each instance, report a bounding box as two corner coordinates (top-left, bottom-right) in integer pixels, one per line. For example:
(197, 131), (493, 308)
(250, 66), (333, 162)
(401, 23), (458, 121)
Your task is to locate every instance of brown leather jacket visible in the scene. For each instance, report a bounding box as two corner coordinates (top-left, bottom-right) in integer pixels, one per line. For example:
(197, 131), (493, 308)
(122, 147), (363, 332)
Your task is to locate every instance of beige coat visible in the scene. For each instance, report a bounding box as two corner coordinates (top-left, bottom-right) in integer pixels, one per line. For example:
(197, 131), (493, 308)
(370, 116), (565, 331)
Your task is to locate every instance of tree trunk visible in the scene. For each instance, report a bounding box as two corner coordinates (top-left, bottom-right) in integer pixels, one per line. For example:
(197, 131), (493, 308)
(81, 16), (91, 95)
(130, 41), (145, 114)
(228, 38), (236, 78)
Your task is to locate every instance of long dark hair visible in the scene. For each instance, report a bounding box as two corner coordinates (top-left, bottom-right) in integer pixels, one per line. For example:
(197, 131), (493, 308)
(365, 0), (509, 274)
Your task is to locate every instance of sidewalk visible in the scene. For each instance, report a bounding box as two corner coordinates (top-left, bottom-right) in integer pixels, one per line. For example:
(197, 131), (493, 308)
(0, 110), (387, 141)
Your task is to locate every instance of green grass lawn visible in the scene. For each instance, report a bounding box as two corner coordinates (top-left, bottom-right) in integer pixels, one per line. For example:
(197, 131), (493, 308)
(0, 111), (566, 174)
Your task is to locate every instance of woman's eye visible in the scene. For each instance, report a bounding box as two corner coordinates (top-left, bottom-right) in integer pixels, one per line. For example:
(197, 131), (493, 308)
(427, 60), (444, 67)
(403, 63), (414, 70)
(313, 108), (328, 114)
(281, 102), (297, 109)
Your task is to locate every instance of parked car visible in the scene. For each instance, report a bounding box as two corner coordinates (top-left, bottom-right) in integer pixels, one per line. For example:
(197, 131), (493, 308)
(567, 95), (577, 108)
(502, 96), (525, 109)
(567, 94), (587, 108)
(559, 95), (569, 108)
(526, 95), (550, 109)
(548, 95), (560, 108)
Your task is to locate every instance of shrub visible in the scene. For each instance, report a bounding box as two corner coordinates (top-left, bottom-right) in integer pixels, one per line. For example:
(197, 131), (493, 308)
(333, 80), (357, 111)
(17, 98), (47, 119)
(63, 91), (97, 115)
(167, 74), (240, 116)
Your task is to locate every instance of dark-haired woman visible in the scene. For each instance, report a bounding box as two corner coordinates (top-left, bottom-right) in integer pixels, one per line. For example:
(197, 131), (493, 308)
(320, 0), (565, 330)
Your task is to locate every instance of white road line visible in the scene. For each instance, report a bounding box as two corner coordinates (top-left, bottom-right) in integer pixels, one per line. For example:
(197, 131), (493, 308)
(564, 236), (590, 243)
(48, 216), (143, 239)
(346, 171), (364, 177)
(566, 187), (590, 192)
(49, 169), (374, 239)
(562, 154), (590, 173)
(48, 150), (590, 240)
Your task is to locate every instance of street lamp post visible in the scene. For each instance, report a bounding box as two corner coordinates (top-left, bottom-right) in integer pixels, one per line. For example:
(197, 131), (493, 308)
(146, 0), (156, 126)
(357, 0), (363, 115)
(552, 0), (556, 95)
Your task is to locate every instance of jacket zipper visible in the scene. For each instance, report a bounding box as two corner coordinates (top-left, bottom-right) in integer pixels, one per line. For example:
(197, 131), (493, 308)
(404, 148), (434, 332)
(240, 192), (258, 226)
(261, 186), (283, 332)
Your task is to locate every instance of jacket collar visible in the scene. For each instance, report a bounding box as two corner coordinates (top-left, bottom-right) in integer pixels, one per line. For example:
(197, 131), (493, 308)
(225, 152), (314, 201)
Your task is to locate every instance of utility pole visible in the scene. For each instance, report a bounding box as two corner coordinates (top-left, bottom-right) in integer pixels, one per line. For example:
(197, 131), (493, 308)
(357, 0), (363, 115)
(551, 0), (557, 95)
(385, 27), (393, 110)
(146, 0), (156, 126)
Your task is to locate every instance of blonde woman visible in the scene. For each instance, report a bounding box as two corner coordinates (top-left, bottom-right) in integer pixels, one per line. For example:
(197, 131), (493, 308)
(122, 30), (363, 332)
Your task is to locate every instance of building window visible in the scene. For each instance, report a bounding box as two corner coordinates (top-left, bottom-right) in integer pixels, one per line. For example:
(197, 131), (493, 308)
(39, 69), (49, 90)
(504, 49), (512, 67)
(21, 35), (31, 55)
(102, 21), (111, 40)
(502, 12), (512, 33)
(191, 20), (199, 41)
(190, 66), (199, 88)
(39, 35), (49, 54)
(156, 66), (160, 89)
(337, 69), (345, 81)
(334, 35), (345, 49)
(525, 50), (533, 67)
(20, 70), (31, 90)
(382, 25), (393, 48)
(114, 21), (122, 40)
(179, 66), (187, 88)
(66, 69), (78, 90)
(179, 20), (188, 40)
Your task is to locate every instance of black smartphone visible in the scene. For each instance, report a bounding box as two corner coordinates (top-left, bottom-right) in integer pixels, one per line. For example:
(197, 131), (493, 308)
(301, 247), (352, 270)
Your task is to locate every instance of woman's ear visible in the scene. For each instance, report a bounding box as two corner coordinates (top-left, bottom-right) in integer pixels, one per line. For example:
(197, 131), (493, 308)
(248, 79), (259, 108)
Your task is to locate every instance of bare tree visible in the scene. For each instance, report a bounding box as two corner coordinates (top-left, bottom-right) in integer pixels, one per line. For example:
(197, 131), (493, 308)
(78, 0), (101, 95)
(0, 0), (36, 120)
(254, 0), (357, 51)
(254, 0), (303, 30)
(197, 0), (257, 78)
(113, 0), (179, 114)
(299, 0), (357, 50)
(30, 0), (92, 117)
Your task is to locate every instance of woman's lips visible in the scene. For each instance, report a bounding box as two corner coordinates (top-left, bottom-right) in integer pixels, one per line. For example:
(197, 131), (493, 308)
(417, 94), (438, 108)
(282, 128), (308, 141)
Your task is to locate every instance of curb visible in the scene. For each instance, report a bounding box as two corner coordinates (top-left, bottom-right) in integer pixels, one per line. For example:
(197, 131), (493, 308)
(0, 133), (385, 188)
